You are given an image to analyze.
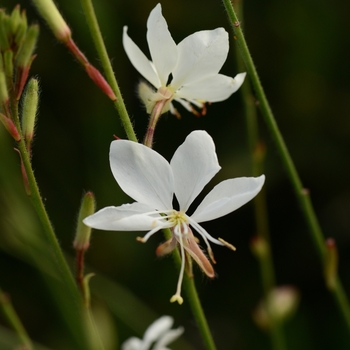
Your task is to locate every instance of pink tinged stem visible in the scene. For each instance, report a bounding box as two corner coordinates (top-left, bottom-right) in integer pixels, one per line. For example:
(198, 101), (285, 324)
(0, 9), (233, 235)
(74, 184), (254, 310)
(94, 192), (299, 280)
(76, 249), (85, 292)
(144, 98), (168, 148)
(65, 38), (116, 101)
(0, 113), (21, 141)
(14, 148), (31, 195)
(15, 55), (37, 100)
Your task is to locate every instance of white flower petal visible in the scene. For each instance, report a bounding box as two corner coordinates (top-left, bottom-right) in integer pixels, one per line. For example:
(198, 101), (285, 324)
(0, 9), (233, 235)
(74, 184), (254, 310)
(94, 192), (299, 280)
(83, 203), (161, 231)
(170, 131), (221, 212)
(171, 28), (229, 89)
(143, 316), (174, 347)
(123, 26), (161, 88)
(110, 140), (174, 210)
(191, 175), (265, 223)
(154, 327), (184, 350)
(175, 72), (246, 102)
(146, 4), (178, 86)
(121, 337), (143, 350)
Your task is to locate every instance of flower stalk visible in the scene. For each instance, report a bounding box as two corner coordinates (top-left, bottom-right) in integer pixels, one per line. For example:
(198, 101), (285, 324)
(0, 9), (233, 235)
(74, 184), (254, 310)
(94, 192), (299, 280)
(231, 1), (287, 349)
(222, 0), (350, 331)
(79, 0), (137, 142)
(31, 0), (116, 101)
(143, 97), (169, 148)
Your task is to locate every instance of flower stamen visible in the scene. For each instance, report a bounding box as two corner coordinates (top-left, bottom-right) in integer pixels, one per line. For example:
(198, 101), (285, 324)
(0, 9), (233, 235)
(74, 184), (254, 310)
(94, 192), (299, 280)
(219, 238), (237, 251)
(170, 229), (185, 305)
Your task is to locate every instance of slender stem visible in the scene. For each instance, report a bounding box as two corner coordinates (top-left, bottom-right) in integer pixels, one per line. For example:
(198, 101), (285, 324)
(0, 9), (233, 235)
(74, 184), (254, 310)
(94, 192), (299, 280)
(0, 288), (33, 350)
(163, 228), (217, 350)
(76, 250), (85, 294)
(183, 276), (217, 350)
(143, 99), (167, 148)
(232, 2), (287, 349)
(79, 0), (137, 142)
(10, 101), (91, 349)
(222, 0), (350, 331)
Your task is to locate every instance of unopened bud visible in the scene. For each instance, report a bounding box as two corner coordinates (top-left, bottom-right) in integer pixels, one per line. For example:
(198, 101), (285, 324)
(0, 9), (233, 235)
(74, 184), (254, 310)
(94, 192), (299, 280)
(22, 78), (39, 148)
(253, 286), (299, 330)
(85, 64), (116, 101)
(15, 25), (39, 99)
(253, 141), (266, 163)
(250, 235), (270, 260)
(3, 50), (14, 79)
(15, 10), (28, 46)
(0, 113), (20, 141)
(31, 0), (71, 42)
(16, 24), (39, 68)
(0, 11), (10, 50)
(0, 71), (9, 106)
(324, 238), (338, 290)
(73, 192), (96, 251)
(10, 5), (21, 37)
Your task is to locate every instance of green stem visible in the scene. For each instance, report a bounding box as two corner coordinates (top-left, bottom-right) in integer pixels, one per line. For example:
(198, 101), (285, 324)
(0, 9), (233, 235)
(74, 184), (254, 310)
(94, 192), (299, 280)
(222, 0), (350, 332)
(79, 0), (137, 142)
(232, 2), (287, 349)
(0, 288), (33, 350)
(163, 228), (217, 350)
(183, 276), (217, 350)
(10, 101), (90, 349)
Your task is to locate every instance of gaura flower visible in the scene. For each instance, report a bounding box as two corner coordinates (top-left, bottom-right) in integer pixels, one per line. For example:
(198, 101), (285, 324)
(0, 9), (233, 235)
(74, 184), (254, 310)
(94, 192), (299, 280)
(121, 315), (183, 350)
(83, 131), (265, 304)
(123, 3), (246, 116)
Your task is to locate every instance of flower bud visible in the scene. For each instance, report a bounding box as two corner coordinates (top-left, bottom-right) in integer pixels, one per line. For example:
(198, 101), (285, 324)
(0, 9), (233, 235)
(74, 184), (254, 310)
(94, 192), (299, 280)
(16, 24), (39, 69)
(15, 25), (39, 99)
(73, 192), (96, 251)
(250, 235), (270, 260)
(3, 50), (14, 80)
(0, 10), (10, 51)
(85, 64), (116, 101)
(0, 113), (20, 141)
(21, 78), (39, 149)
(324, 238), (338, 290)
(10, 5), (21, 37)
(15, 10), (28, 46)
(0, 71), (8, 106)
(253, 286), (299, 330)
(31, 0), (71, 42)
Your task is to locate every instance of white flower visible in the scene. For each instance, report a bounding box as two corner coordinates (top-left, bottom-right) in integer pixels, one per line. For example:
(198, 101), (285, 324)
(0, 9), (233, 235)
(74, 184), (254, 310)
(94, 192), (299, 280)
(121, 315), (184, 350)
(83, 130), (265, 304)
(123, 3), (246, 116)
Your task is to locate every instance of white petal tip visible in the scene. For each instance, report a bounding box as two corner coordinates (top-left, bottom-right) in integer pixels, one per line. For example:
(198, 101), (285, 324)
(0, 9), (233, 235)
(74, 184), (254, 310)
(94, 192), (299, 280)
(233, 72), (247, 86)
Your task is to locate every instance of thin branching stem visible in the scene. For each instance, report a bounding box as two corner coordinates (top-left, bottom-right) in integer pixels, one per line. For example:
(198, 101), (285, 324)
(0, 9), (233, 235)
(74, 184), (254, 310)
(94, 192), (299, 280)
(222, 0), (350, 332)
(10, 98), (91, 349)
(79, 0), (138, 142)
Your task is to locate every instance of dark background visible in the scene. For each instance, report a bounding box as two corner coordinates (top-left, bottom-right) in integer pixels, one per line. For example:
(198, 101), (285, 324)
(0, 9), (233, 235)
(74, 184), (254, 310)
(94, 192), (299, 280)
(1, 0), (350, 349)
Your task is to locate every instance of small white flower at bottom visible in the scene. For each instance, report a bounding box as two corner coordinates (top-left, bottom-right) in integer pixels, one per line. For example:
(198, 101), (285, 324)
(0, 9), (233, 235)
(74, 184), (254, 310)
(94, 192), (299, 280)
(121, 315), (184, 350)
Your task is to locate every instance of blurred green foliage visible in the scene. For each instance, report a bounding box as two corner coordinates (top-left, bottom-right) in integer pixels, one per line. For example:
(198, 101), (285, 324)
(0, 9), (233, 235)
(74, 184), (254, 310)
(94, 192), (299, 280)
(1, 0), (350, 349)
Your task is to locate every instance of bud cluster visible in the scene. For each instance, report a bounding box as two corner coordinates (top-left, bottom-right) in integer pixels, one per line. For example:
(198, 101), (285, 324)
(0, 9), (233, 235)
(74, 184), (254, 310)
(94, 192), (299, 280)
(0, 6), (39, 143)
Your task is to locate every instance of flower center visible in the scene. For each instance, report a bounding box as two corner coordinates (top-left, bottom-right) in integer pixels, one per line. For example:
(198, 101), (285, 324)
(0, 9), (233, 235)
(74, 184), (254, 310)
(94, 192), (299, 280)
(157, 85), (175, 100)
(167, 211), (189, 236)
